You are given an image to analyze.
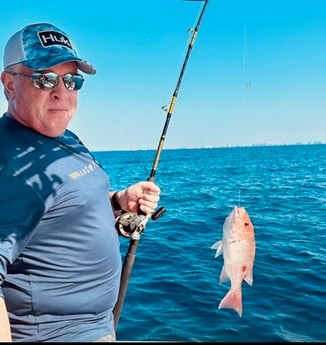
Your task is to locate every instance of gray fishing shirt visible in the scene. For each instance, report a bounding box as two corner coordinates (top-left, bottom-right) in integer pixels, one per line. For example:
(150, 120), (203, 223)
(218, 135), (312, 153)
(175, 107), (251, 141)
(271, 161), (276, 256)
(0, 114), (122, 342)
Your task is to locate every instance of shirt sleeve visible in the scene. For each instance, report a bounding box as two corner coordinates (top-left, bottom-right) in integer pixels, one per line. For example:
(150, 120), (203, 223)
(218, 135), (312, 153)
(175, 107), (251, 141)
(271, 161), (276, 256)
(0, 174), (45, 295)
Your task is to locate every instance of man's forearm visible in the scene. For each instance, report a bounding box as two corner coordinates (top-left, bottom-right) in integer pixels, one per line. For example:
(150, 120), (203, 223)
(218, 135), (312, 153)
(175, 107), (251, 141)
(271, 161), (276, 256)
(0, 297), (12, 342)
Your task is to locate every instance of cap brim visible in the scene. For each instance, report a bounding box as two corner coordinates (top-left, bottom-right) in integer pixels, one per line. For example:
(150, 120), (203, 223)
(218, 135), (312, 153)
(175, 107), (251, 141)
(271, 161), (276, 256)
(21, 55), (96, 75)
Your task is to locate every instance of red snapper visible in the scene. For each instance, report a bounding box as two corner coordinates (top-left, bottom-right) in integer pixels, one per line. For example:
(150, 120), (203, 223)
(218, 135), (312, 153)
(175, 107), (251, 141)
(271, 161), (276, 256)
(211, 206), (255, 317)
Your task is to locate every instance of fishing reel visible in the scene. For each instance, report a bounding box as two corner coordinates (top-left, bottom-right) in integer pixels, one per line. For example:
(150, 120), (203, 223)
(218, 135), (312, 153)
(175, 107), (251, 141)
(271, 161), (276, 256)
(115, 207), (166, 239)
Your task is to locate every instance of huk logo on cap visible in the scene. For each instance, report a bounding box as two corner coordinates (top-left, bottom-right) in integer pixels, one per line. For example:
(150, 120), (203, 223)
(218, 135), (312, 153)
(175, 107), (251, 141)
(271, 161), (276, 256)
(38, 30), (73, 50)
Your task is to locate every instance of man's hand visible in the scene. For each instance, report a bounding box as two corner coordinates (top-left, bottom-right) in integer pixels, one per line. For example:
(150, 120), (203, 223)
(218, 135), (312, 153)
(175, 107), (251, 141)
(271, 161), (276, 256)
(111, 181), (161, 215)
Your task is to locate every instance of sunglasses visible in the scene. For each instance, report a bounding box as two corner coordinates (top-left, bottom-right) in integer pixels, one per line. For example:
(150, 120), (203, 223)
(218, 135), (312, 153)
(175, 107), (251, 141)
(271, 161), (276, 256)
(7, 71), (84, 91)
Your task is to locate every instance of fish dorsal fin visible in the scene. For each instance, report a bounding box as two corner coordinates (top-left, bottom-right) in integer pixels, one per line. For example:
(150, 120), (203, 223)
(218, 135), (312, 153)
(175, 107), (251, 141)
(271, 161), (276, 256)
(244, 267), (254, 286)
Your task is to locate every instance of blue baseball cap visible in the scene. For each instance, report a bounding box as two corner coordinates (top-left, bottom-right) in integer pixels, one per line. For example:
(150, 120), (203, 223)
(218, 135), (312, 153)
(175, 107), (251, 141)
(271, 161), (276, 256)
(3, 22), (96, 75)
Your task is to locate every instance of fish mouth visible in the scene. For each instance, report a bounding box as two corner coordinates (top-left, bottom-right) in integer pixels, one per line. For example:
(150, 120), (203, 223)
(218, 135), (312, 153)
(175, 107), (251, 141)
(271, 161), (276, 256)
(231, 206), (247, 219)
(227, 206), (253, 229)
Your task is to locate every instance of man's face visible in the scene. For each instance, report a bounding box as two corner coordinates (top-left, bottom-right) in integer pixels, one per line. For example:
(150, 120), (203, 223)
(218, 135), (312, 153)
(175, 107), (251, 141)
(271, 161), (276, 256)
(1, 61), (79, 137)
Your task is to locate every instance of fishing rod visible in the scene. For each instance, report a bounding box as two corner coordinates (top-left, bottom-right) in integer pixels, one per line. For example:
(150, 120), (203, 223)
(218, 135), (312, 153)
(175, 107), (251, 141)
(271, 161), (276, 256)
(113, 0), (209, 332)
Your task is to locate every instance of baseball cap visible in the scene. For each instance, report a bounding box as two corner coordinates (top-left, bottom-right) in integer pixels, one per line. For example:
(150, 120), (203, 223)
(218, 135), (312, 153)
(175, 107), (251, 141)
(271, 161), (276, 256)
(3, 22), (96, 75)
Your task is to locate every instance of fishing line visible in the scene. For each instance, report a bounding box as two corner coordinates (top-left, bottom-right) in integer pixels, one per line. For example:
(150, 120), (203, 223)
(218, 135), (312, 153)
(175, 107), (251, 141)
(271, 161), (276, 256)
(113, 0), (210, 332)
(238, 147), (242, 207)
(237, 0), (249, 207)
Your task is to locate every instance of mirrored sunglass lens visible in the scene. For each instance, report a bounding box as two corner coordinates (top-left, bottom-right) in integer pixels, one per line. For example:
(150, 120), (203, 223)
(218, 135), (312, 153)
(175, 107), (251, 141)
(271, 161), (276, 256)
(32, 73), (58, 89)
(63, 74), (84, 91)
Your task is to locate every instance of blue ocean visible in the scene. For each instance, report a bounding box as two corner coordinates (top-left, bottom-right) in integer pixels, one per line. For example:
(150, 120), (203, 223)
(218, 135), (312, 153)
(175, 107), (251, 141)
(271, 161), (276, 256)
(93, 144), (326, 342)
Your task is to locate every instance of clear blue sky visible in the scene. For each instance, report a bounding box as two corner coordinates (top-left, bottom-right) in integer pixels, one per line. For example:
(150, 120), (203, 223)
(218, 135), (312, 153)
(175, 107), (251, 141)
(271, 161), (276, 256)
(1, 0), (325, 151)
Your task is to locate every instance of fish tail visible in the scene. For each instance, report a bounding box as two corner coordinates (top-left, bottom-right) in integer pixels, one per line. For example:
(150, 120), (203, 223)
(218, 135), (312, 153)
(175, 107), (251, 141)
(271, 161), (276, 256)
(218, 288), (242, 317)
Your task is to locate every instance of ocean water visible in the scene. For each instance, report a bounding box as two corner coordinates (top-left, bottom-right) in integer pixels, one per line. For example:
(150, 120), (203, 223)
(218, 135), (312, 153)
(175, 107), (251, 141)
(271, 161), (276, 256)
(93, 144), (326, 342)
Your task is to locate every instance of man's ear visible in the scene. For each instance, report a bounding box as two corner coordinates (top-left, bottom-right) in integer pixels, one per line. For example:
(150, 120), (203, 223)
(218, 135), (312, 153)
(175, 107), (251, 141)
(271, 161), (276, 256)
(1, 71), (15, 99)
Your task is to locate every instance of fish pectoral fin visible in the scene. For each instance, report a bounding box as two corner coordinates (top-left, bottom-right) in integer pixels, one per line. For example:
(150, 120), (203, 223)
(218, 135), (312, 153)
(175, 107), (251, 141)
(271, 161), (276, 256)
(218, 287), (243, 317)
(211, 240), (223, 258)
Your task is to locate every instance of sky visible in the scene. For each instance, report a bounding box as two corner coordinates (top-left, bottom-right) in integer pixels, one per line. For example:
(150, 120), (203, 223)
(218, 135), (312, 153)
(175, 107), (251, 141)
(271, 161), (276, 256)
(0, 0), (325, 151)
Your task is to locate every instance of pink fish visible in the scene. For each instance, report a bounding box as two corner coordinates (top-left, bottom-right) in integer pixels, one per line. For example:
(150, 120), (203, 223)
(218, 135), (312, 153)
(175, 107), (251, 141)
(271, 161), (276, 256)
(211, 206), (255, 317)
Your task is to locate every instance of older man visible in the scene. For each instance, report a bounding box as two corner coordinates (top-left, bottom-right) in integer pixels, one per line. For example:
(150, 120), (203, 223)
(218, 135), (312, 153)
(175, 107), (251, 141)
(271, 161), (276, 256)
(0, 23), (160, 342)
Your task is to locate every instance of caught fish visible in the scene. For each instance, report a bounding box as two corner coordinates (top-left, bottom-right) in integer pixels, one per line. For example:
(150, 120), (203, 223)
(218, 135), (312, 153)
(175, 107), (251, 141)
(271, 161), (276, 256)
(211, 206), (255, 317)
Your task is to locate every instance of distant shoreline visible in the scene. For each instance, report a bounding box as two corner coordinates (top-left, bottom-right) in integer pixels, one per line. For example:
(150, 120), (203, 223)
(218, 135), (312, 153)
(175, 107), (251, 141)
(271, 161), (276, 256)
(92, 142), (326, 153)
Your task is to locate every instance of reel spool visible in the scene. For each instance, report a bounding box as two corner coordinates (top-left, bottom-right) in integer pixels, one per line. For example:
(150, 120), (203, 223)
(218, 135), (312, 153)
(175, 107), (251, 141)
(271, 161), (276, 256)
(115, 206), (166, 239)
